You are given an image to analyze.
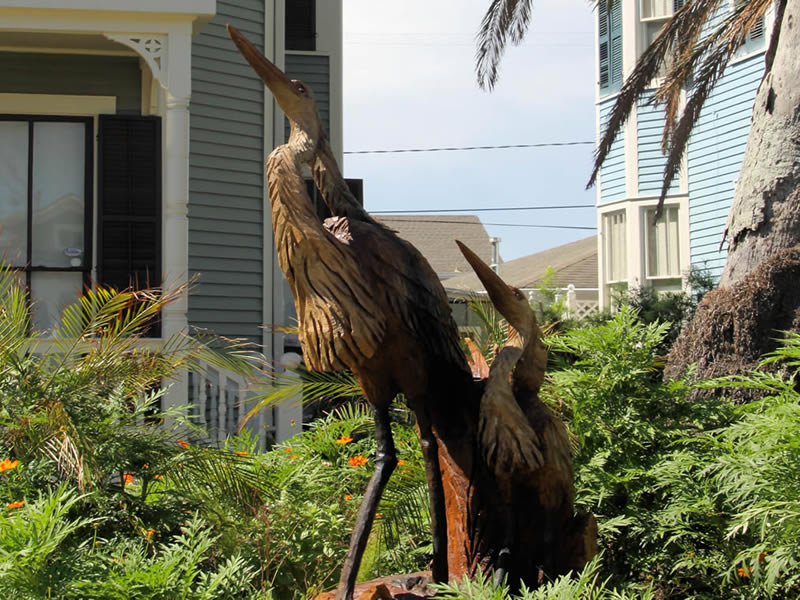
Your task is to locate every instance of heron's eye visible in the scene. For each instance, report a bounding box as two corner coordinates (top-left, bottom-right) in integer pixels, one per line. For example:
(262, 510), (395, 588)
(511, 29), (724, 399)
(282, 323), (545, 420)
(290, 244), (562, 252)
(296, 84), (307, 95)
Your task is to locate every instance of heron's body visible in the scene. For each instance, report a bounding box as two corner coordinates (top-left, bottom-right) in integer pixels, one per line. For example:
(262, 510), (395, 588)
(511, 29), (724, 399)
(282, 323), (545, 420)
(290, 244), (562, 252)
(457, 241), (589, 583)
(229, 25), (469, 599)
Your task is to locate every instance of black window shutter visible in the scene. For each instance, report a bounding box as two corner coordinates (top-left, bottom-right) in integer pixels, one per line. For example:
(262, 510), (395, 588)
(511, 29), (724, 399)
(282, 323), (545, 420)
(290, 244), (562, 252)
(97, 115), (162, 293)
(304, 178), (365, 222)
(286, 0), (316, 51)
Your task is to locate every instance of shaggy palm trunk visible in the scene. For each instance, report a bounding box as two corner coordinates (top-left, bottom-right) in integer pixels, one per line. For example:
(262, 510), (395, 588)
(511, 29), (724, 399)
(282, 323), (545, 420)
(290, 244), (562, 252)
(665, 0), (800, 391)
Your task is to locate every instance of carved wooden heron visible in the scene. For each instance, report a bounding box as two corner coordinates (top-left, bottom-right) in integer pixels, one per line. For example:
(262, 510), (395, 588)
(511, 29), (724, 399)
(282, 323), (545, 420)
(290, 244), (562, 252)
(456, 241), (592, 585)
(228, 25), (472, 600)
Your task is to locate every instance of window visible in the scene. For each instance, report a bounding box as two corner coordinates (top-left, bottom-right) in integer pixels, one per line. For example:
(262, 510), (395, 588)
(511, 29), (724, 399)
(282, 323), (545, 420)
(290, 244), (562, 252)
(286, 0), (316, 51)
(0, 114), (161, 333)
(734, 0), (765, 54)
(640, 0), (683, 78)
(599, 0), (623, 92)
(645, 206), (680, 278)
(0, 115), (92, 330)
(641, 0), (683, 21)
(603, 210), (627, 283)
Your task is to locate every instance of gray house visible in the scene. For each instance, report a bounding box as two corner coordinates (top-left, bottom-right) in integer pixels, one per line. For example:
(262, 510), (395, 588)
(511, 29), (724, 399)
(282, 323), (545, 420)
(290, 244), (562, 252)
(0, 0), (345, 444)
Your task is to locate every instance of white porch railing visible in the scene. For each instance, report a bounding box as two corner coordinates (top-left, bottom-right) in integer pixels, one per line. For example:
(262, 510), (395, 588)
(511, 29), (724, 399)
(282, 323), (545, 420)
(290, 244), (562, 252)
(187, 367), (276, 447)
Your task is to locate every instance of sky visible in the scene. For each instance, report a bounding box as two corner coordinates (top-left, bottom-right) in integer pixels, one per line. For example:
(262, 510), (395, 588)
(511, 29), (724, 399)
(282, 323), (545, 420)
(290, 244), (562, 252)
(341, 0), (599, 262)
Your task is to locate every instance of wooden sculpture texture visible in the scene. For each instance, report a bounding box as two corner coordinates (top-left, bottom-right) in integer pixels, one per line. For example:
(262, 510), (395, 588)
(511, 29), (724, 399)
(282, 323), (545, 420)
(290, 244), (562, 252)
(227, 25), (595, 599)
(226, 25), (470, 600)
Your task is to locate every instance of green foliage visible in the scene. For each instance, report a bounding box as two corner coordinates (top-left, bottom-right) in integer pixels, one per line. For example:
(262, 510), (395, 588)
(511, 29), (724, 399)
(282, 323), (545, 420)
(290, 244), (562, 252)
(544, 309), (800, 599)
(432, 556), (653, 600)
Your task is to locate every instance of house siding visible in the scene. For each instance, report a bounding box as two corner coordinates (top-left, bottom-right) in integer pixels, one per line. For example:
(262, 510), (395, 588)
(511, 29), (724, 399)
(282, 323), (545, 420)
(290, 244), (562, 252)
(0, 52), (141, 113)
(599, 99), (626, 204)
(284, 53), (330, 141)
(687, 52), (763, 279)
(188, 0), (265, 346)
(637, 93), (680, 196)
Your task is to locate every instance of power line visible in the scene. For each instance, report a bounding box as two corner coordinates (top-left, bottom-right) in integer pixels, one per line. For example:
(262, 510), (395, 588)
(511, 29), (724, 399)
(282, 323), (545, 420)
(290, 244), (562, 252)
(381, 217), (595, 231)
(344, 141), (594, 155)
(372, 205), (594, 214)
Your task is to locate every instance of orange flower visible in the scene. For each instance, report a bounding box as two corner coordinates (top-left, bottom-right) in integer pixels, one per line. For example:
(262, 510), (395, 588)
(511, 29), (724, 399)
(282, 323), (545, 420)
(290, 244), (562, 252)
(402, 469), (411, 474)
(348, 455), (368, 467)
(284, 447), (292, 453)
(0, 458), (19, 473)
(289, 455), (298, 460)
(144, 528), (156, 540)
(122, 473), (133, 486)
(758, 552), (769, 563)
(234, 451), (248, 457)
(142, 464), (149, 469)
(7, 500), (24, 509)
(344, 494), (352, 501)
(177, 440), (188, 449)
(397, 459), (407, 466)
(738, 567), (751, 578)
(336, 435), (353, 445)
(375, 513), (382, 518)
(154, 474), (164, 480)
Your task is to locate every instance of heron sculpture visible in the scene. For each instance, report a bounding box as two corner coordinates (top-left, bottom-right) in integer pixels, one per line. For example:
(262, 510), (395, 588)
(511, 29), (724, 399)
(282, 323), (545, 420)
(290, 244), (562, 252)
(456, 241), (596, 585)
(227, 25), (473, 600)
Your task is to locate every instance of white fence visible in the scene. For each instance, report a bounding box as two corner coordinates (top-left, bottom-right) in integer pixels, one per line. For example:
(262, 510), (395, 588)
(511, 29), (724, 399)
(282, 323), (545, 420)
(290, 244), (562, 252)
(522, 285), (600, 320)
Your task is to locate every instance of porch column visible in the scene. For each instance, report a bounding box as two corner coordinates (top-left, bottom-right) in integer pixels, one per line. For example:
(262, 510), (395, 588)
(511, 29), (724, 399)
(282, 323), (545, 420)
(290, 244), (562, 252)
(161, 26), (193, 410)
(104, 28), (193, 409)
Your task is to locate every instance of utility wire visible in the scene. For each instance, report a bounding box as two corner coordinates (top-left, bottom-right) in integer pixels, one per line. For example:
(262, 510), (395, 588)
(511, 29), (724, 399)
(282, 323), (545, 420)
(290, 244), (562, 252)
(379, 217), (595, 231)
(344, 141), (594, 155)
(372, 205), (594, 214)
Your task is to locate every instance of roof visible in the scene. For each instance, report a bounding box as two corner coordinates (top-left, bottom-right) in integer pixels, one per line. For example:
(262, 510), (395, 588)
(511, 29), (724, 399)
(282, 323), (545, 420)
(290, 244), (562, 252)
(445, 235), (598, 292)
(375, 215), (494, 279)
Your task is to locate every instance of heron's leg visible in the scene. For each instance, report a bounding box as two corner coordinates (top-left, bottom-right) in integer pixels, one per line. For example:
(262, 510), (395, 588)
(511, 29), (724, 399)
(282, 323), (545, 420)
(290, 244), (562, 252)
(493, 506), (514, 587)
(416, 409), (448, 583)
(336, 403), (397, 600)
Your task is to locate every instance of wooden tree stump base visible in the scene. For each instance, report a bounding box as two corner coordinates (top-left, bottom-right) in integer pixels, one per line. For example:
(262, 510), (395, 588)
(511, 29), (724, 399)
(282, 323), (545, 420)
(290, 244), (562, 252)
(313, 572), (434, 600)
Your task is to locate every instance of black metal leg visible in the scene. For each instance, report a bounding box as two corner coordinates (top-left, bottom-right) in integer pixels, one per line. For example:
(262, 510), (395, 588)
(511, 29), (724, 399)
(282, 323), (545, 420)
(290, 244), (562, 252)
(416, 408), (448, 583)
(494, 509), (514, 587)
(336, 404), (397, 600)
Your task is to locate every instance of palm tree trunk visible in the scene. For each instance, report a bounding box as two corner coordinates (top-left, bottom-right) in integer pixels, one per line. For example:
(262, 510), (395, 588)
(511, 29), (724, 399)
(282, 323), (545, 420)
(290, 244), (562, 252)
(665, 0), (800, 393)
(719, 0), (800, 286)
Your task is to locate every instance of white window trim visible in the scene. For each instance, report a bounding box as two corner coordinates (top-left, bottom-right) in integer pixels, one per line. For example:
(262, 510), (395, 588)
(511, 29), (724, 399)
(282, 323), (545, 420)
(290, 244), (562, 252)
(597, 194), (690, 309)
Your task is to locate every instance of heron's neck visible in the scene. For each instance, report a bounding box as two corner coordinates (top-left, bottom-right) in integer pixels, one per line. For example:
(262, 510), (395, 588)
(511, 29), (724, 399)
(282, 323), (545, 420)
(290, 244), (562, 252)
(267, 145), (325, 272)
(512, 324), (547, 396)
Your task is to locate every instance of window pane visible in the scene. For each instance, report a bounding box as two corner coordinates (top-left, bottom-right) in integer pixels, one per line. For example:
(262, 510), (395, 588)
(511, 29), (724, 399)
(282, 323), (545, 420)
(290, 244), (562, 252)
(647, 206), (680, 277)
(32, 122), (86, 268)
(0, 121), (29, 267)
(603, 211), (627, 282)
(31, 271), (83, 332)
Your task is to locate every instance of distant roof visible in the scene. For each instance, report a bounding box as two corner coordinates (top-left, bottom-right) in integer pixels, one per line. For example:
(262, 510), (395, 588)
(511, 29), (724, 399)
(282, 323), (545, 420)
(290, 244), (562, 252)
(375, 215), (494, 279)
(446, 235), (598, 292)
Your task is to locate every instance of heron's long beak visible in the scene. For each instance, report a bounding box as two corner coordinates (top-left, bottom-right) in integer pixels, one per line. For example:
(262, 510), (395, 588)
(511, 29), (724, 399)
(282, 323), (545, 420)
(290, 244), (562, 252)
(456, 240), (526, 329)
(227, 24), (297, 116)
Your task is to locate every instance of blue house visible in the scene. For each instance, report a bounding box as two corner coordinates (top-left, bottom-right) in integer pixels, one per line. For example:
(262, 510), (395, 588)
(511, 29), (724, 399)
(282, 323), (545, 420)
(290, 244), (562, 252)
(594, 0), (772, 308)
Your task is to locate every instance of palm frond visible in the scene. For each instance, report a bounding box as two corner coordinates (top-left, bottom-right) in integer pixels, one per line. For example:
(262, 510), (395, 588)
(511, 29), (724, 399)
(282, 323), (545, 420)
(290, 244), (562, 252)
(475, 0), (533, 90)
(243, 366), (362, 428)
